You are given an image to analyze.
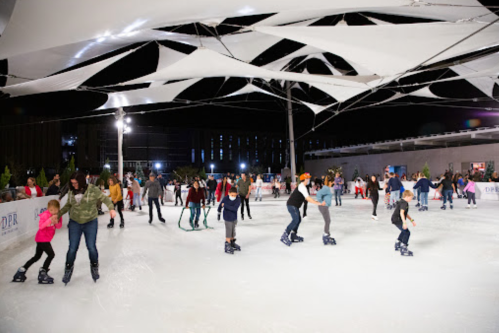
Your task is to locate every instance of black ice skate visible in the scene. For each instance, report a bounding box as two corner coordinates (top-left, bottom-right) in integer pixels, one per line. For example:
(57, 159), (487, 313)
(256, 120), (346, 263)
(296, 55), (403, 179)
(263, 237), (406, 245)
(62, 265), (74, 286)
(98, 209), (105, 215)
(440, 205), (446, 210)
(322, 235), (336, 245)
(107, 219), (114, 228)
(280, 231), (292, 246)
(12, 267), (27, 282)
(290, 231), (304, 243)
(119, 220), (125, 228)
(450, 204), (453, 210)
(241, 214), (244, 221)
(400, 244), (413, 256)
(38, 268), (54, 284)
(231, 239), (241, 251)
(415, 203), (420, 208)
(90, 263), (99, 282)
(225, 241), (234, 254)
(394, 241), (401, 251)
(159, 217), (166, 223)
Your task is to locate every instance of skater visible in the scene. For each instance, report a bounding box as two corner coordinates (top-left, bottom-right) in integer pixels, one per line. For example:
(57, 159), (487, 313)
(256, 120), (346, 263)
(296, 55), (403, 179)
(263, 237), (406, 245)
(237, 172), (252, 220)
(12, 200), (62, 284)
(185, 180), (206, 228)
(354, 177), (365, 199)
(367, 175), (382, 220)
(333, 172), (343, 206)
(107, 176), (125, 228)
(412, 174), (437, 211)
(216, 176), (231, 203)
(391, 190), (416, 256)
(157, 174), (167, 205)
(386, 172), (402, 208)
(281, 173), (325, 246)
(217, 187), (242, 254)
(437, 174), (456, 210)
(463, 174), (479, 209)
(255, 174), (263, 201)
(54, 171), (116, 285)
(142, 173), (166, 224)
(285, 176), (291, 194)
(273, 177), (281, 198)
(173, 179), (183, 206)
(130, 176), (142, 211)
(316, 175), (336, 245)
(125, 186), (133, 210)
(206, 175), (217, 206)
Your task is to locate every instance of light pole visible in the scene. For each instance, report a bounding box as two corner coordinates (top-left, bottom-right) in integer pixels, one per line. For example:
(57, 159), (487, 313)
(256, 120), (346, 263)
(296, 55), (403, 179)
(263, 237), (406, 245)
(115, 109), (131, 183)
(210, 164), (214, 175)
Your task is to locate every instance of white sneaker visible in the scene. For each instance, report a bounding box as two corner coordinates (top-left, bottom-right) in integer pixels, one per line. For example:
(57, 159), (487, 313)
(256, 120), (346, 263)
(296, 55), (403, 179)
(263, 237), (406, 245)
(473, 205), (477, 209)
(371, 215), (378, 221)
(466, 205), (470, 209)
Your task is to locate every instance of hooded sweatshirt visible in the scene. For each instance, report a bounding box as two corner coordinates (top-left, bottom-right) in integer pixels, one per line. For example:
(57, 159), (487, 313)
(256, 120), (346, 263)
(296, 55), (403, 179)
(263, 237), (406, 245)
(58, 184), (114, 224)
(35, 210), (63, 242)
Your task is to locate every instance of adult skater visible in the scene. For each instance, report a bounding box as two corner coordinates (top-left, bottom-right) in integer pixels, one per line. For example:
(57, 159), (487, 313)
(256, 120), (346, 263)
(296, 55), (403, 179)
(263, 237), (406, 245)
(173, 179), (183, 206)
(218, 187), (242, 254)
(281, 173), (325, 246)
(216, 176), (231, 203)
(367, 175), (382, 220)
(333, 172), (343, 206)
(185, 180), (206, 228)
(316, 175), (336, 245)
(386, 172), (402, 209)
(157, 174), (167, 205)
(412, 174), (437, 211)
(107, 176), (125, 228)
(302, 178), (312, 218)
(391, 190), (416, 256)
(130, 176), (142, 211)
(206, 175), (217, 206)
(273, 177), (281, 198)
(142, 173), (166, 223)
(237, 172), (252, 220)
(438, 174), (456, 210)
(53, 171), (116, 285)
(354, 177), (365, 199)
(255, 174), (263, 201)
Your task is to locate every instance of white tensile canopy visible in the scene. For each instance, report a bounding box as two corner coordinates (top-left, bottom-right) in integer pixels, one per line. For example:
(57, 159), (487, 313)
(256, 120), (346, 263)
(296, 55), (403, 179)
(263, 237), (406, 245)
(0, 0), (498, 112)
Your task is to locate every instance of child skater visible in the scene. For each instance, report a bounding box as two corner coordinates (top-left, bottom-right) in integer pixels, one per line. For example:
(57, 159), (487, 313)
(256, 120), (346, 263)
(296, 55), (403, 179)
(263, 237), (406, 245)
(412, 173), (437, 211)
(217, 187), (242, 254)
(13, 200), (63, 284)
(463, 173), (479, 209)
(391, 190), (416, 256)
(125, 186), (134, 210)
(315, 175), (336, 245)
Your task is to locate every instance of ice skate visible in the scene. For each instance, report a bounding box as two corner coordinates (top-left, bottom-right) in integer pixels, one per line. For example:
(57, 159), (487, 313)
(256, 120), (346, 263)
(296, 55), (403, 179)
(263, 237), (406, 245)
(12, 267), (27, 282)
(415, 203), (420, 208)
(159, 217), (166, 223)
(290, 231), (304, 243)
(194, 221), (199, 228)
(424, 206), (428, 211)
(259, 197), (262, 202)
(322, 234), (336, 245)
(440, 205), (446, 210)
(450, 204), (453, 210)
(225, 241), (234, 254)
(400, 244), (413, 256)
(231, 239), (241, 251)
(90, 263), (99, 282)
(418, 206), (424, 211)
(280, 231), (292, 246)
(149, 218), (153, 224)
(248, 214), (252, 220)
(466, 204), (470, 209)
(38, 268), (54, 284)
(473, 205), (477, 209)
(241, 214), (244, 221)
(62, 265), (74, 286)
(394, 241), (401, 251)
(107, 219), (114, 228)
(371, 215), (378, 221)
(119, 220), (125, 228)
(98, 209), (105, 215)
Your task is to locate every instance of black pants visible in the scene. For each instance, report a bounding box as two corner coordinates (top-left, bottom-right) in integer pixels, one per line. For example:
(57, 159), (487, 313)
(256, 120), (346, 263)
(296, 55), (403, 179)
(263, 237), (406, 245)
(395, 224), (411, 245)
(112, 200), (124, 222)
(303, 201), (308, 217)
(175, 192), (183, 205)
(148, 197), (162, 219)
(240, 194), (250, 216)
(24, 242), (55, 271)
(371, 192), (379, 216)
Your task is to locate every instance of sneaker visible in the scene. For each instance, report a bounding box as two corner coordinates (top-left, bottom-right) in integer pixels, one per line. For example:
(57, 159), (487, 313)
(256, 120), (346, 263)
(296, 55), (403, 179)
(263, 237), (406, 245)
(280, 231), (292, 246)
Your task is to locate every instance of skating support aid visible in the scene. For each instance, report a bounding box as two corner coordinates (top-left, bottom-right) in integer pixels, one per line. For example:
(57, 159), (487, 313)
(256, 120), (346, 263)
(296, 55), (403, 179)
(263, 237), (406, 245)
(178, 207), (213, 232)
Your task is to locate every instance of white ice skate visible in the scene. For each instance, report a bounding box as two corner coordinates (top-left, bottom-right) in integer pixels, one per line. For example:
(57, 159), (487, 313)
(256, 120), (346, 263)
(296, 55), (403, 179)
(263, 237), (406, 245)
(371, 215), (378, 221)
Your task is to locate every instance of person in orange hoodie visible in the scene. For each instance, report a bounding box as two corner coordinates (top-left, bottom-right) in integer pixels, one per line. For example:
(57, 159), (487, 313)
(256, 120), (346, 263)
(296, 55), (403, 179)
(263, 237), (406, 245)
(108, 176), (124, 228)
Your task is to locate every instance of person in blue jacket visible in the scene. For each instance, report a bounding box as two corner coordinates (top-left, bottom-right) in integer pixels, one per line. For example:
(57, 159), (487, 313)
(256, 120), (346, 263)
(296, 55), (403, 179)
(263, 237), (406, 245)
(218, 187), (242, 254)
(386, 172), (403, 209)
(316, 175), (336, 246)
(412, 174), (437, 211)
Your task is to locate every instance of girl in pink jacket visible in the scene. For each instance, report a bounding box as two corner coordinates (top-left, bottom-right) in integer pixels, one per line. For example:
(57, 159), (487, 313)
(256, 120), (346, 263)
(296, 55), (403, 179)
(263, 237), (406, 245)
(12, 200), (62, 284)
(463, 175), (479, 209)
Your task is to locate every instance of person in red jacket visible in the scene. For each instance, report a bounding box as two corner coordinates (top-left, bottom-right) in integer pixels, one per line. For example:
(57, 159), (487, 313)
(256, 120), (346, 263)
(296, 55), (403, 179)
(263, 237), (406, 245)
(215, 176), (232, 203)
(186, 180), (206, 228)
(25, 177), (43, 198)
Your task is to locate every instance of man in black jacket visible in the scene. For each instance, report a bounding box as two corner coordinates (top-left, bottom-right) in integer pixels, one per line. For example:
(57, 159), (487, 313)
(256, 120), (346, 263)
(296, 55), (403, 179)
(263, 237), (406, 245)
(206, 175), (218, 205)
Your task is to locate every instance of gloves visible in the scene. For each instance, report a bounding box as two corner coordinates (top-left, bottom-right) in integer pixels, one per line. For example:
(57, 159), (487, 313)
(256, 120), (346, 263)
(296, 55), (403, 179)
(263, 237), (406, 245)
(217, 213), (221, 221)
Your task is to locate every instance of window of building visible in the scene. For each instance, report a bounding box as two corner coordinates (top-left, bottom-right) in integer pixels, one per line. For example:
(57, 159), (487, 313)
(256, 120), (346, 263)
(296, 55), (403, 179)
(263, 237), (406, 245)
(220, 149), (223, 161)
(229, 136), (233, 161)
(191, 149), (195, 163)
(201, 149), (205, 163)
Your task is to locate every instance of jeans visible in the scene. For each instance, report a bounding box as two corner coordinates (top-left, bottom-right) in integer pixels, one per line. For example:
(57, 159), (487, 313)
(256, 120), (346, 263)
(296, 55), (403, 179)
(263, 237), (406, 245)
(24, 242), (55, 271)
(66, 218), (98, 267)
(395, 224), (411, 245)
(189, 202), (201, 223)
(133, 193), (141, 208)
(286, 205), (302, 234)
(207, 190), (215, 203)
(443, 190), (453, 204)
(148, 197), (163, 219)
(256, 187), (262, 198)
(334, 189), (342, 205)
(390, 190), (400, 205)
(420, 192), (428, 206)
(415, 188), (420, 202)
(467, 191), (476, 205)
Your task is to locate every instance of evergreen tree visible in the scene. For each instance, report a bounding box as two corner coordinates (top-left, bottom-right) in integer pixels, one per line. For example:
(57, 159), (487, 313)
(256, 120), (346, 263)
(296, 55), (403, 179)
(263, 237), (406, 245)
(60, 156), (76, 186)
(135, 162), (146, 186)
(36, 168), (49, 188)
(0, 166), (12, 189)
(483, 160), (494, 182)
(97, 159), (111, 189)
(199, 167), (207, 180)
(422, 162), (431, 179)
(351, 166), (360, 181)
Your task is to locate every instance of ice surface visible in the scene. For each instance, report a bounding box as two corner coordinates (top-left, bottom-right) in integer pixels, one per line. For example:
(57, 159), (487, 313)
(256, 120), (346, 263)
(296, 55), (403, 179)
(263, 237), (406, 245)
(0, 195), (498, 333)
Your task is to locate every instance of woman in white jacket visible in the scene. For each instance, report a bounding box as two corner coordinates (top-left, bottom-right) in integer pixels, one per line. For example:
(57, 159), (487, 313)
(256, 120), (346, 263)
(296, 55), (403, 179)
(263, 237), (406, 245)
(255, 174), (264, 202)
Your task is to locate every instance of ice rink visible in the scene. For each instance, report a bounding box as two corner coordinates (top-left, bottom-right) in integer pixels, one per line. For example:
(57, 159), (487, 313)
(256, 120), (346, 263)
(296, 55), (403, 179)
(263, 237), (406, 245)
(1, 194), (498, 333)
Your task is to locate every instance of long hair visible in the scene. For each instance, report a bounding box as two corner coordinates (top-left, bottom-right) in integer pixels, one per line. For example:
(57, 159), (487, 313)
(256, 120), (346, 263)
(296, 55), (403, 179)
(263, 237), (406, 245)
(367, 174), (377, 189)
(108, 175), (118, 185)
(69, 171), (88, 194)
(324, 175), (332, 187)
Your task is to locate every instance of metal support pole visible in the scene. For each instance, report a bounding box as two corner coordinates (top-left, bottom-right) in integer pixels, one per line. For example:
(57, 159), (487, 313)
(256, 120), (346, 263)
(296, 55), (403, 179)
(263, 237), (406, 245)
(115, 108), (125, 182)
(286, 81), (297, 184)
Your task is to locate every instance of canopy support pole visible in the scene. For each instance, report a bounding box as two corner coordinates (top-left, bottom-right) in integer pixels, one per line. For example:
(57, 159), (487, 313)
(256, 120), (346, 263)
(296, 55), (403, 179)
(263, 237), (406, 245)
(287, 81), (297, 185)
(115, 108), (125, 182)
